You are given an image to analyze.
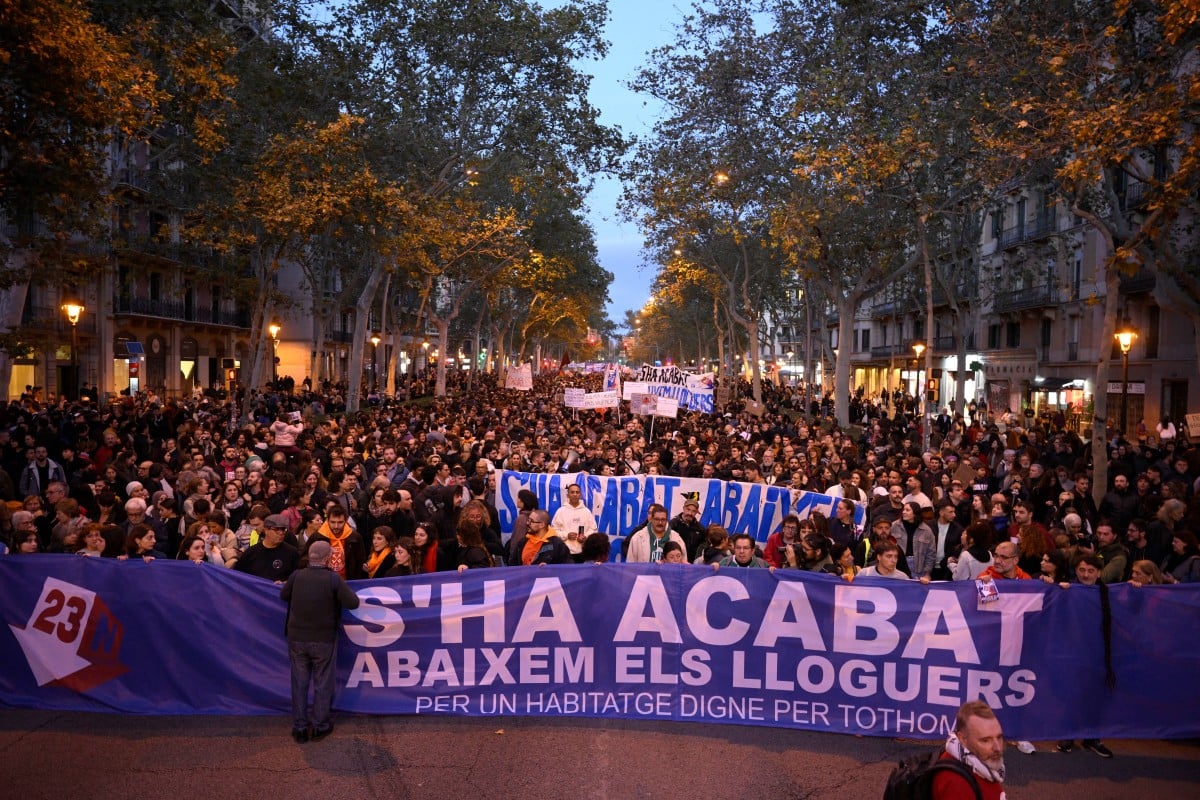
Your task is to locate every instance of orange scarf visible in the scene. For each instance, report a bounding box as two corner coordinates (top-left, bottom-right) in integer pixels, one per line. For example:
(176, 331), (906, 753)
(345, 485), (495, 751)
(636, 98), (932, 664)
(317, 520), (352, 577)
(365, 548), (389, 578)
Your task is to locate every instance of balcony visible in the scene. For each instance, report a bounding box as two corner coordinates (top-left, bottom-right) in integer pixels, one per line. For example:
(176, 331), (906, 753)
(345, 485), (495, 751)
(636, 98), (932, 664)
(869, 344), (907, 359)
(113, 166), (151, 193)
(870, 298), (909, 319)
(998, 214), (1058, 249)
(993, 282), (1060, 314)
(931, 273), (980, 307)
(932, 336), (957, 353)
(114, 239), (243, 274)
(20, 304), (100, 335)
(1120, 181), (1147, 211)
(328, 330), (354, 343)
(1118, 268), (1155, 294)
(114, 295), (250, 328)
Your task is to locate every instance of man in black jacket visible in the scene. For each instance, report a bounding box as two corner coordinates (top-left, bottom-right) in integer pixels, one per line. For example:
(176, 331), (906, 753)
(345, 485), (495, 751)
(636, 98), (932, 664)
(236, 514), (300, 583)
(280, 540), (360, 743)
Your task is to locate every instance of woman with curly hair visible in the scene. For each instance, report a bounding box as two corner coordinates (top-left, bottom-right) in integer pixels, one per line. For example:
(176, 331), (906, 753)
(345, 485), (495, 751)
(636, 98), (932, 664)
(385, 536), (420, 577)
(1016, 522), (1053, 577)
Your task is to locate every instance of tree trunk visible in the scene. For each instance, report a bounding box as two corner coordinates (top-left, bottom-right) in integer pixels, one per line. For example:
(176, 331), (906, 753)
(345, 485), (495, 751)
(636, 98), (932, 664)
(1091, 268), (1121, 508)
(435, 318), (449, 397)
(920, 221), (935, 452)
(834, 294), (858, 427)
(239, 247), (278, 422)
(345, 266), (386, 413)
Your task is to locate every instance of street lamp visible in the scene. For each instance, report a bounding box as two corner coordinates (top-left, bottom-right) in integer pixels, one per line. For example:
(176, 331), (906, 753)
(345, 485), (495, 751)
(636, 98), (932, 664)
(268, 319), (281, 387)
(1115, 320), (1137, 436)
(370, 333), (381, 391)
(912, 341), (928, 450)
(421, 338), (431, 375)
(61, 291), (84, 400)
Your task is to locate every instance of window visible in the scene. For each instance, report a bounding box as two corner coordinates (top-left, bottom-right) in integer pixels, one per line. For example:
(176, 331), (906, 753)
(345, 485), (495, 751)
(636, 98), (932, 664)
(1041, 318), (1052, 348)
(1153, 146), (1169, 182)
(991, 208), (1003, 240)
(150, 274), (161, 301)
(860, 328), (870, 351)
(1006, 322), (1021, 348)
(987, 324), (1001, 349)
(1015, 198), (1027, 237)
(1146, 306), (1159, 358)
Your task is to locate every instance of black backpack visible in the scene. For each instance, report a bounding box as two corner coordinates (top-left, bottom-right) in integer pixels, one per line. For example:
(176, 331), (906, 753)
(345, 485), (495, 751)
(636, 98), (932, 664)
(883, 749), (982, 800)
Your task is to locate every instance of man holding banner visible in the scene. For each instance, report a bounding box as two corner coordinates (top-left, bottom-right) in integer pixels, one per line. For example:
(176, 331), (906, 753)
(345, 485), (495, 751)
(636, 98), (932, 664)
(549, 483), (597, 557)
(279, 541), (361, 743)
(625, 504), (686, 563)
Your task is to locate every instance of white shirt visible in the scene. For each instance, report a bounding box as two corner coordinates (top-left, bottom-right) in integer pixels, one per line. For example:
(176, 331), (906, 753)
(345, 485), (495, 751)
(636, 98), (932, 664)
(550, 501), (597, 539)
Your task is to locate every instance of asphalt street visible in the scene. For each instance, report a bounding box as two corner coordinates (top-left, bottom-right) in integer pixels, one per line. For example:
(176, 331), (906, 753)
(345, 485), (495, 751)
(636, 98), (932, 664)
(0, 709), (1197, 799)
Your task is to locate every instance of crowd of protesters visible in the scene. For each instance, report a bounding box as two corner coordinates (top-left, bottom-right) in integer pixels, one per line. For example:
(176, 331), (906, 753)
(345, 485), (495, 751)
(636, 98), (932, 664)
(2, 370), (1198, 603)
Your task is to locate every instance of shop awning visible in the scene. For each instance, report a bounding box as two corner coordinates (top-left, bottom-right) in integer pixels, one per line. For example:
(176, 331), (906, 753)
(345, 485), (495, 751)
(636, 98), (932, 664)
(1031, 377), (1083, 391)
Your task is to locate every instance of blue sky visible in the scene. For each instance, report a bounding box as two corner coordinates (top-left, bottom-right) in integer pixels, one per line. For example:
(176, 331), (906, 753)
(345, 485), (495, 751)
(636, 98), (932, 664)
(563, 0), (680, 326)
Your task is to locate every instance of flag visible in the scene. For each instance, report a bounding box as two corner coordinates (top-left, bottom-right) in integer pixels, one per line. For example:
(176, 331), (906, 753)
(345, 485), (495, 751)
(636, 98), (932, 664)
(603, 363), (621, 394)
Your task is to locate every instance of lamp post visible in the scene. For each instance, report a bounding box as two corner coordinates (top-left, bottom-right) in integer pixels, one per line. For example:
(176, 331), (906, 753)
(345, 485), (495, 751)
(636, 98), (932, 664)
(1115, 321), (1137, 437)
(370, 333), (381, 392)
(268, 319), (281, 387)
(61, 293), (84, 400)
(421, 338), (431, 375)
(912, 341), (928, 451)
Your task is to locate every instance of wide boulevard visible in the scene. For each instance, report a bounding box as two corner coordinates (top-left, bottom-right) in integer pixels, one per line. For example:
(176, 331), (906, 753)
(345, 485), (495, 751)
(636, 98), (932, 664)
(1, 709), (1196, 798)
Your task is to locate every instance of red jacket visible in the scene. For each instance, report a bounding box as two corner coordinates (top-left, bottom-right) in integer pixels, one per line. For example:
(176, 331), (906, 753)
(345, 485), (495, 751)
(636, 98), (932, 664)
(978, 564), (1031, 581)
(932, 753), (1005, 799)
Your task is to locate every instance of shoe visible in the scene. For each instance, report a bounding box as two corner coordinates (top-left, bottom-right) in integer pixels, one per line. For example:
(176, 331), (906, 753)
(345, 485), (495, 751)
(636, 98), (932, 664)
(1015, 740), (1036, 754)
(1056, 741), (1074, 753)
(1083, 740), (1113, 758)
(310, 724), (334, 741)
(291, 728), (310, 744)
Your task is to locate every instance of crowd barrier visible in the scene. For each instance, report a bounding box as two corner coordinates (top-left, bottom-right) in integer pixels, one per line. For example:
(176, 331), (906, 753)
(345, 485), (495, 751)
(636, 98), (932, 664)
(1, 556), (1197, 740)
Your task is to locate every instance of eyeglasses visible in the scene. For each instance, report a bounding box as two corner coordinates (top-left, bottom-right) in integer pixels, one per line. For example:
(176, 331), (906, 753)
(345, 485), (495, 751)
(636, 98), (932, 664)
(993, 553), (1017, 561)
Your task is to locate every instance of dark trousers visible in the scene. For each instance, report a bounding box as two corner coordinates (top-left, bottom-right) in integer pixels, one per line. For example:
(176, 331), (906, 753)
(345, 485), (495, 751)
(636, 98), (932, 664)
(289, 640), (336, 731)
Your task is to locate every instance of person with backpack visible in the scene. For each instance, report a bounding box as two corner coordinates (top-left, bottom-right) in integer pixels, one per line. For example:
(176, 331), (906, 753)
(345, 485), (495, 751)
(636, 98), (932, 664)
(883, 699), (1001, 800)
(933, 700), (1006, 799)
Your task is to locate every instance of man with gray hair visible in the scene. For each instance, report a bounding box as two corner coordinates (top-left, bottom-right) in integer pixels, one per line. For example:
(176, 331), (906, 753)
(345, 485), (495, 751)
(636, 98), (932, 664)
(279, 540), (360, 743)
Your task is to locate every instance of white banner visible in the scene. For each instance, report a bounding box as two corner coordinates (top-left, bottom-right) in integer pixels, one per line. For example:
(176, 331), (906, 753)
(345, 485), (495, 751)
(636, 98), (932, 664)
(581, 391), (620, 409)
(505, 363), (533, 390)
(630, 392), (678, 418)
(563, 388), (586, 408)
(624, 366), (715, 413)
